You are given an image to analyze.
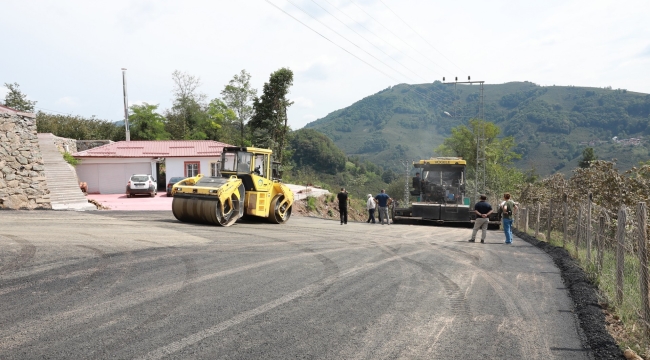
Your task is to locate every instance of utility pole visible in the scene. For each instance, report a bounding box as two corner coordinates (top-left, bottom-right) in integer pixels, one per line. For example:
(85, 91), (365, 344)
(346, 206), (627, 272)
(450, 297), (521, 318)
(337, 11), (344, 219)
(121, 68), (130, 141)
(400, 159), (412, 207)
(442, 76), (486, 203)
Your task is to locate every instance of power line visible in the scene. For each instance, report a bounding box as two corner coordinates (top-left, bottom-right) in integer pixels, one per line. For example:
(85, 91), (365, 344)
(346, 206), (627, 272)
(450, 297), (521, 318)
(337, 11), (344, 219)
(283, 0), (416, 82)
(377, 0), (467, 74)
(265, 0), (402, 83)
(268, 0), (462, 111)
(347, 0), (451, 76)
(34, 106), (74, 116)
(309, 0), (429, 83)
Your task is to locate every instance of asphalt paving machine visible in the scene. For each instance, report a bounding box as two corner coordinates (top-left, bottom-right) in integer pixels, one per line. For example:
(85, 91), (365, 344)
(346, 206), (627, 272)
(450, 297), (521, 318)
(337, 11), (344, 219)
(393, 157), (472, 225)
(171, 147), (294, 226)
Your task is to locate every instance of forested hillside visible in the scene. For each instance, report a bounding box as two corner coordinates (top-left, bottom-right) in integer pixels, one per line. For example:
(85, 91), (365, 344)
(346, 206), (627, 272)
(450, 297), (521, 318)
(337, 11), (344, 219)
(305, 81), (650, 175)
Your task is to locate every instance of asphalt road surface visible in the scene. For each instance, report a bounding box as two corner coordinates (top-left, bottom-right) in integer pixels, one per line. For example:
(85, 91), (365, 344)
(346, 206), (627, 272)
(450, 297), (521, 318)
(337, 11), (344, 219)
(0, 211), (590, 359)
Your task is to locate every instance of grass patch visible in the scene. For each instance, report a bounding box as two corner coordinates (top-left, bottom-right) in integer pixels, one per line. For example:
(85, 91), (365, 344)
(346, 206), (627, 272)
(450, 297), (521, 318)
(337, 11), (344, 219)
(307, 196), (317, 212)
(63, 152), (80, 166)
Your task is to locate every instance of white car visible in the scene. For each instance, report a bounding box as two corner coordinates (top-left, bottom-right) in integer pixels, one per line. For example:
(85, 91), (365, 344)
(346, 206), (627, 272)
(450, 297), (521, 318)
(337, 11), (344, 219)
(126, 174), (157, 198)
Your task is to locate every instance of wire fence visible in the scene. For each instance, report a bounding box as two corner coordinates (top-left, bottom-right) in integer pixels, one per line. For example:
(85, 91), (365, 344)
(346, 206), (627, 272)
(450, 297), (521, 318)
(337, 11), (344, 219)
(515, 196), (650, 345)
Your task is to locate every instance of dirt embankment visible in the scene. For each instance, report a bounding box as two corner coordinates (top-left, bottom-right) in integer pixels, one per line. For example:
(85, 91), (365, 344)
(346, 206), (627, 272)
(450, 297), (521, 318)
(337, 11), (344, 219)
(292, 194), (371, 223)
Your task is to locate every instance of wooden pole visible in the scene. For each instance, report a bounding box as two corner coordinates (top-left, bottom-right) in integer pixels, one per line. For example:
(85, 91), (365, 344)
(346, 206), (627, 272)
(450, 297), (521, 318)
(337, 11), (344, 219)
(636, 202), (649, 337)
(616, 205), (626, 304)
(576, 206), (582, 258)
(524, 207), (529, 233)
(547, 200), (553, 242)
(597, 215), (605, 271)
(587, 193), (592, 263)
(535, 202), (541, 238)
(563, 197), (568, 248)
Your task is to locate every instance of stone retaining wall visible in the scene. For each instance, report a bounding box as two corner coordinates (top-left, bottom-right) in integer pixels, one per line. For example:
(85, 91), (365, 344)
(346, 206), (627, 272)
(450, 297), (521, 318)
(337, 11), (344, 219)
(0, 108), (51, 209)
(52, 135), (78, 154)
(77, 140), (112, 152)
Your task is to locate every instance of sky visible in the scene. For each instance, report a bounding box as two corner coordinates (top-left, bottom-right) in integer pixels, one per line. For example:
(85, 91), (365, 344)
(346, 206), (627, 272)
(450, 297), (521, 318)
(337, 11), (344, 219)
(1, 0), (649, 130)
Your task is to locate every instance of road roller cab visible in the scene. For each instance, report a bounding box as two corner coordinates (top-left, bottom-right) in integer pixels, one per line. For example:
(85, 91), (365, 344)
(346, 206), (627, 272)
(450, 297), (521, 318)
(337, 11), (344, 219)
(171, 147), (294, 226)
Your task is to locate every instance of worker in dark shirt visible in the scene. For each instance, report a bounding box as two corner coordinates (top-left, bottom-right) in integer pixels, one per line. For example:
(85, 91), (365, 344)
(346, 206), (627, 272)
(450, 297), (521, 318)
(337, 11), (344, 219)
(469, 195), (493, 243)
(337, 188), (350, 225)
(412, 172), (423, 201)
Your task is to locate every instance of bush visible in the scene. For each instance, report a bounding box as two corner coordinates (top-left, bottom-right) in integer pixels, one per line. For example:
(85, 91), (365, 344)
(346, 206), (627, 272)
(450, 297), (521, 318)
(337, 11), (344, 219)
(307, 196), (317, 212)
(63, 152), (80, 166)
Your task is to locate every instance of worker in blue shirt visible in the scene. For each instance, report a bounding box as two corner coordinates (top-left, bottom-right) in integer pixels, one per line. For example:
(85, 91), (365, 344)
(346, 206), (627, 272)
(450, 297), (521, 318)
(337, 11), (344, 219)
(375, 189), (392, 225)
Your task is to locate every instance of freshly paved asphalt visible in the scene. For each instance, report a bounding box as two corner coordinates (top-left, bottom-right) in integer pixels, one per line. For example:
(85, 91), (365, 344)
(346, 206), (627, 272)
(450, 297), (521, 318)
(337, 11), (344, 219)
(0, 211), (590, 359)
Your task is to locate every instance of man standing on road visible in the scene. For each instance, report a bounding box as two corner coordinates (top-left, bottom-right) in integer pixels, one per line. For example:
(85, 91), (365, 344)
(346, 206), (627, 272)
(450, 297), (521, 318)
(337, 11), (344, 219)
(375, 189), (392, 225)
(337, 188), (350, 225)
(366, 194), (376, 224)
(502, 193), (518, 244)
(469, 195), (493, 243)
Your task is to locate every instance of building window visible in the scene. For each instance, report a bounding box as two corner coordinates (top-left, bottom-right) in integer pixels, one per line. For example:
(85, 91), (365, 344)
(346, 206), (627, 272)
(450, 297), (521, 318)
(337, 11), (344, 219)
(210, 161), (220, 177)
(185, 161), (200, 177)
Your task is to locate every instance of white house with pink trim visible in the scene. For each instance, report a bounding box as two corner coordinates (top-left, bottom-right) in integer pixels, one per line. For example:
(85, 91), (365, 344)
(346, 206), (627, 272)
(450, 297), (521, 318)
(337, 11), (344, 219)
(72, 140), (232, 194)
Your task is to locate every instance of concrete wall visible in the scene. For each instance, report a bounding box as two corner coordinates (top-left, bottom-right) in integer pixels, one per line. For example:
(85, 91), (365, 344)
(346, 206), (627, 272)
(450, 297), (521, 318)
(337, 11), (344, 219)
(0, 110), (51, 209)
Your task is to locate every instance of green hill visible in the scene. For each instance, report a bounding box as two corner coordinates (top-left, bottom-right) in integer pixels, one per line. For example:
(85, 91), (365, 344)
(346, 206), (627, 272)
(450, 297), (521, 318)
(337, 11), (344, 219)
(304, 81), (650, 175)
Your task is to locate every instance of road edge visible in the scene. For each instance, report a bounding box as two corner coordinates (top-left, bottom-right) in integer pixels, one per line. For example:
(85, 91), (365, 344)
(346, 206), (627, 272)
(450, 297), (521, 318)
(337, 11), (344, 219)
(513, 229), (625, 359)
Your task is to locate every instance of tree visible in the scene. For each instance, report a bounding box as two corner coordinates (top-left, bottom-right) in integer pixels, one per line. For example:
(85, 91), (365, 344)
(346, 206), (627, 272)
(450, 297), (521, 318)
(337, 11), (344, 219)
(249, 68), (294, 163)
(3, 83), (37, 112)
(129, 103), (170, 140)
(221, 70), (257, 146)
(435, 119), (523, 195)
(164, 70), (208, 140)
(289, 128), (345, 174)
(435, 119), (521, 169)
(36, 112), (125, 141)
(205, 98), (238, 144)
(579, 147), (597, 168)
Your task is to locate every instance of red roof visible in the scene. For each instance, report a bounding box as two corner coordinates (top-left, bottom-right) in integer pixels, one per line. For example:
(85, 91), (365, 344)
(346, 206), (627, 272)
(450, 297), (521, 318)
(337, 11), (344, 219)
(0, 105), (35, 118)
(72, 140), (233, 158)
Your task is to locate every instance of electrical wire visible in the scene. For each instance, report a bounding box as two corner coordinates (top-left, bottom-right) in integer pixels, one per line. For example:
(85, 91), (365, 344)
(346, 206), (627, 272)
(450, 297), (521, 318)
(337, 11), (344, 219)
(265, 0), (402, 83)
(268, 0), (472, 112)
(377, 0), (467, 75)
(347, 0), (451, 76)
(309, 0), (429, 83)
(283, 0), (416, 82)
(317, 0), (452, 106)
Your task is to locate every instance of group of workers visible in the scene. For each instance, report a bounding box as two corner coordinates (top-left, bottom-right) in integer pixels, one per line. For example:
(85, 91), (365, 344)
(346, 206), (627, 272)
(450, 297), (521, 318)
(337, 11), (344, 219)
(337, 188), (392, 225)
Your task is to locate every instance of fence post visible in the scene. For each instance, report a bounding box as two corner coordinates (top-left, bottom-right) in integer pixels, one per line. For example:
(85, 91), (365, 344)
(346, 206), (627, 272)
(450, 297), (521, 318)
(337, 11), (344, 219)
(547, 200), (553, 243)
(535, 202), (541, 238)
(616, 205), (626, 304)
(563, 195), (568, 248)
(637, 202), (650, 337)
(524, 207), (529, 233)
(587, 193), (592, 263)
(597, 215), (605, 271)
(576, 206), (582, 258)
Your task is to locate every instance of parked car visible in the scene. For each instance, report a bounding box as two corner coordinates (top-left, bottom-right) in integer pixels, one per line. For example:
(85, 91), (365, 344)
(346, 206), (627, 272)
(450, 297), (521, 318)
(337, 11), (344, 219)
(166, 176), (186, 197)
(126, 174), (157, 197)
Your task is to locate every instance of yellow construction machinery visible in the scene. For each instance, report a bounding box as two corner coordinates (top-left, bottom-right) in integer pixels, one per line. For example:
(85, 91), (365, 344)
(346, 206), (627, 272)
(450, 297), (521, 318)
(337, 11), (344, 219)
(170, 147), (294, 226)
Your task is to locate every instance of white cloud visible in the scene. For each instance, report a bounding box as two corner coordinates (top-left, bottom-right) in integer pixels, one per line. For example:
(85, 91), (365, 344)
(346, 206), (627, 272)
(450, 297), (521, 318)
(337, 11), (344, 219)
(291, 96), (314, 108)
(55, 96), (79, 107)
(302, 114), (318, 122)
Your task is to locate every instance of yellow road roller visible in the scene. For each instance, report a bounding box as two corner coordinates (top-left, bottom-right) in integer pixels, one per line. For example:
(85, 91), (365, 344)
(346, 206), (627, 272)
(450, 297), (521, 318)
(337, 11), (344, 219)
(171, 147), (294, 226)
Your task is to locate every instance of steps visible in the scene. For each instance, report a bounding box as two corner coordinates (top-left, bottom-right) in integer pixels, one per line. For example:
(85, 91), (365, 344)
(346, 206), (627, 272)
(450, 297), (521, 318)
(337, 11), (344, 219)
(37, 133), (96, 210)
